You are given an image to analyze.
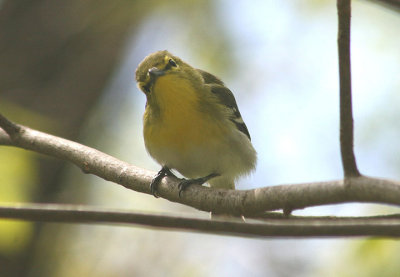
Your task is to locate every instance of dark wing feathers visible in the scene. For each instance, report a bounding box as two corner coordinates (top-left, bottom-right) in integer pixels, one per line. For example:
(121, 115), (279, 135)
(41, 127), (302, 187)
(198, 70), (251, 140)
(210, 85), (251, 140)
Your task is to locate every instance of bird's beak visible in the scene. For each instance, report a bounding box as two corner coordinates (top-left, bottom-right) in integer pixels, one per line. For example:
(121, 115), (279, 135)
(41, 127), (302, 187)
(148, 67), (165, 77)
(138, 67), (166, 95)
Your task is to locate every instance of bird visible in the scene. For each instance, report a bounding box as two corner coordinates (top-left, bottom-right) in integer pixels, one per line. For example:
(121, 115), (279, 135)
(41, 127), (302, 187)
(135, 50), (256, 197)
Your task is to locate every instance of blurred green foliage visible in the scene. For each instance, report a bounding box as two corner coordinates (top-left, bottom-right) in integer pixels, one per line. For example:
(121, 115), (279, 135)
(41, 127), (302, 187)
(0, 147), (37, 254)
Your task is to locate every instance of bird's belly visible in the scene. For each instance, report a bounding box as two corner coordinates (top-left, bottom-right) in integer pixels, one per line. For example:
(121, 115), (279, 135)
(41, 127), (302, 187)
(144, 120), (256, 181)
(144, 116), (227, 178)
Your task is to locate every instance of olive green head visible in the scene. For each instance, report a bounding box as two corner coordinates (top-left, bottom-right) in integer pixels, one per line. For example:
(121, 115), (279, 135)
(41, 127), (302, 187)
(135, 50), (203, 95)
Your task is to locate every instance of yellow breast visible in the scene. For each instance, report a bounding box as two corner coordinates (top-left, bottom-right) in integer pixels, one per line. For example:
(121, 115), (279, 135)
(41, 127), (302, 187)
(143, 74), (227, 156)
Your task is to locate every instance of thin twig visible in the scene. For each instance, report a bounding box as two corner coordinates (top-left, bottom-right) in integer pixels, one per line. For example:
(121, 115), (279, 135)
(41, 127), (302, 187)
(255, 212), (400, 220)
(337, 0), (360, 177)
(1, 203), (400, 238)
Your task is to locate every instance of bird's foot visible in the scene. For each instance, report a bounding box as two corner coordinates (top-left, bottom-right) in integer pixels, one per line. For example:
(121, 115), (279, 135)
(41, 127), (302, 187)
(150, 166), (175, 198)
(178, 173), (219, 197)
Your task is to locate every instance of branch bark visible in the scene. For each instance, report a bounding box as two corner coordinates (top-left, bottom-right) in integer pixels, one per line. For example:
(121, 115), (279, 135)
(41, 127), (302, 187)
(1, 115), (400, 216)
(1, 203), (400, 238)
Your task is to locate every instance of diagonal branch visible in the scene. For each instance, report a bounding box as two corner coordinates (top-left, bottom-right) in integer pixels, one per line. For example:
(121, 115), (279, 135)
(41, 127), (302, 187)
(1, 203), (400, 238)
(1, 114), (400, 216)
(337, 0), (360, 177)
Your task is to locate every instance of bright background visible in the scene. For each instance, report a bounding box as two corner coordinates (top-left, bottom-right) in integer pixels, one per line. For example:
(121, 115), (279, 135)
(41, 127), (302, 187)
(1, 0), (400, 276)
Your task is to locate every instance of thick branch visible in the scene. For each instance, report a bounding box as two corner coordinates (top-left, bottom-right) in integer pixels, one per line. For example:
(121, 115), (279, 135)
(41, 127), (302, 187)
(1, 115), (400, 216)
(1, 203), (400, 238)
(337, 0), (360, 177)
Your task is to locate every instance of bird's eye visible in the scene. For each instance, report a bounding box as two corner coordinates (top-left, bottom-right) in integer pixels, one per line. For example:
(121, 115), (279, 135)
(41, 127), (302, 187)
(168, 59), (177, 67)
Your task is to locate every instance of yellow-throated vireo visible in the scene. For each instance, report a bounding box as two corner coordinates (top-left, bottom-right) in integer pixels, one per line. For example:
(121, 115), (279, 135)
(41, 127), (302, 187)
(135, 50), (257, 197)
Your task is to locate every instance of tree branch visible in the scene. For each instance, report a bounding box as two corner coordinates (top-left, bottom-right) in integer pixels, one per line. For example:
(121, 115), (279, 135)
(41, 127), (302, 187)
(0, 113), (21, 136)
(1, 114), (400, 216)
(337, 0), (360, 178)
(1, 203), (400, 238)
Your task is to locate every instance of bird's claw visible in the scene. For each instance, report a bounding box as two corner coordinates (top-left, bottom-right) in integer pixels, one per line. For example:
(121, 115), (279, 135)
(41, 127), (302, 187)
(178, 179), (195, 198)
(150, 166), (174, 198)
(177, 173), (220, 198)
